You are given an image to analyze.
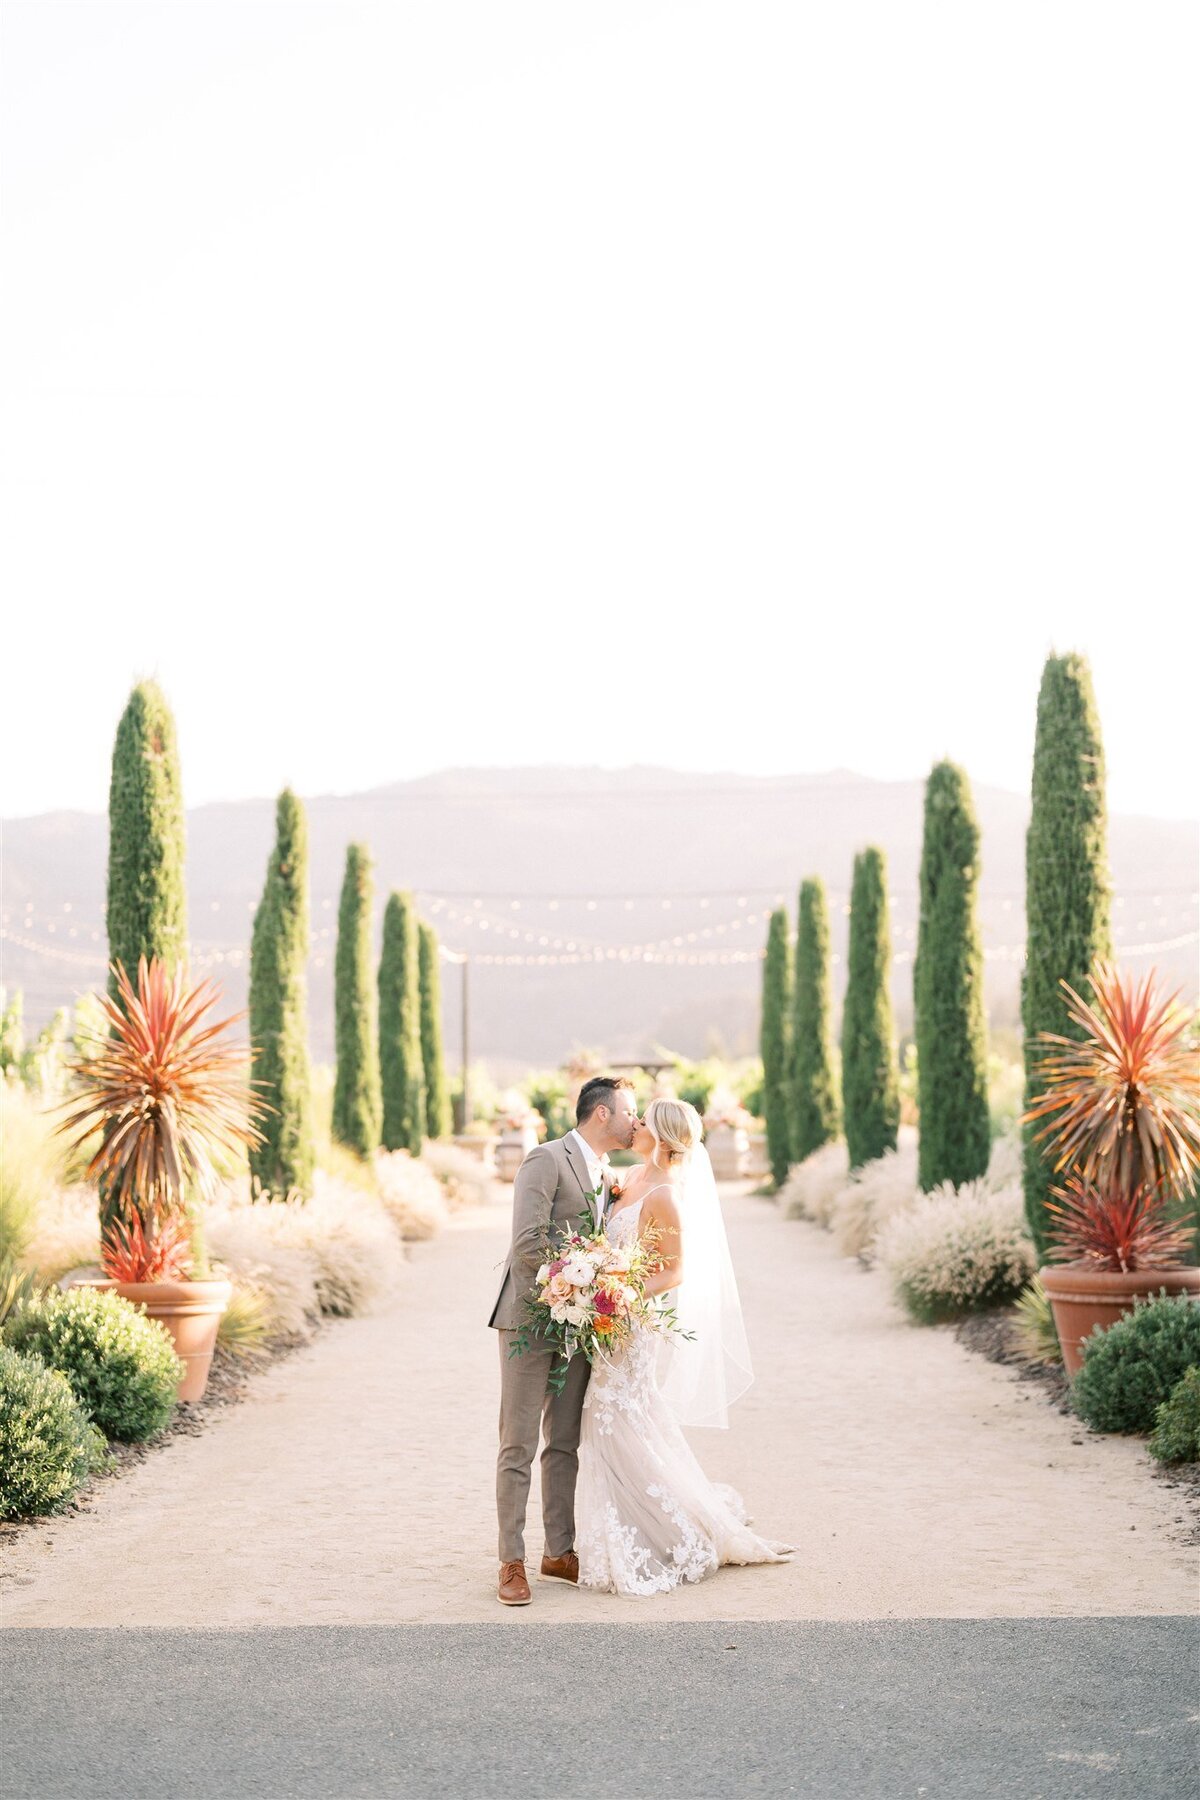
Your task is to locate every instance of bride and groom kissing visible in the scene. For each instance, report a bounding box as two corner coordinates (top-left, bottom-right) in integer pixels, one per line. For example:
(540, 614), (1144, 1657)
(488, 1074), (792, 1603)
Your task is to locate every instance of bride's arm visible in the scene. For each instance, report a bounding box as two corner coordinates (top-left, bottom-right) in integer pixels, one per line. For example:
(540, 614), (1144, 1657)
(642, 1194), (683, 1297)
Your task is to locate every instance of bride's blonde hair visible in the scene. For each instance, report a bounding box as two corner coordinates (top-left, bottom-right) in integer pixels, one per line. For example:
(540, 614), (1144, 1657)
(645, 1097), (702, 1165)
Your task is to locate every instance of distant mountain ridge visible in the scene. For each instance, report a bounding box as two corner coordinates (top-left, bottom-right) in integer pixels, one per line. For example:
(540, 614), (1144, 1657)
(4, 767), (1196, 1070)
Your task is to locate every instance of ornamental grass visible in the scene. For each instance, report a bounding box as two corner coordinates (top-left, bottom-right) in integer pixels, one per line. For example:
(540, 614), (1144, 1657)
(874, 1185), (1037, 1324)
(374, 1149), (450, 1240)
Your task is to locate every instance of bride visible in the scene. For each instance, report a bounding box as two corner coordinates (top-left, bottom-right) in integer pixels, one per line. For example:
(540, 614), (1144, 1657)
(574, 1096), (792, 1597)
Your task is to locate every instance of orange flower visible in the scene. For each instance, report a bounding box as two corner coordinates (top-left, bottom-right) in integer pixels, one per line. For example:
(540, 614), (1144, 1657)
(593, 1314), (615, 1335)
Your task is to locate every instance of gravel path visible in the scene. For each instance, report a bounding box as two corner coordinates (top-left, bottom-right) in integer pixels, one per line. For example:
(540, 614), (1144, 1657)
(2, 1186), (1195, 1625)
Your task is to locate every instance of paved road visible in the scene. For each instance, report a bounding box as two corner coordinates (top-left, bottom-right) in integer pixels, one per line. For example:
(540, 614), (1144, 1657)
(3, 1619), (1197, 1798)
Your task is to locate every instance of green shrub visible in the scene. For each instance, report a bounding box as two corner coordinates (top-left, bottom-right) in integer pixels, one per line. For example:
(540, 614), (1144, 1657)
(0, 1344), (109, 1519)
(7, 1286), (184, 1442)
(874, 1184), (1036, 1324)
(1071, 1293), (1200, 1434)
(1148, 1365), (1200, 1464)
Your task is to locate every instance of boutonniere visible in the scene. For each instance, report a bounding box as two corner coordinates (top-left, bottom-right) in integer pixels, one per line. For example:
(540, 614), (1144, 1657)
(608, 1180), (624, 1203)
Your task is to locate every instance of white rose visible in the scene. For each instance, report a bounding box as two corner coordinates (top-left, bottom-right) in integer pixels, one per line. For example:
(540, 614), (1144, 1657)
(561, 1258), (593, 1287)
(535, 1264), (551, 1285)
(564, 1302), (589, 1326)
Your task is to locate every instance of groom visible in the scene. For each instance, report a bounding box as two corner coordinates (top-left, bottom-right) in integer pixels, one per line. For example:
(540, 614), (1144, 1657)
(488, 1074), (639, 1605)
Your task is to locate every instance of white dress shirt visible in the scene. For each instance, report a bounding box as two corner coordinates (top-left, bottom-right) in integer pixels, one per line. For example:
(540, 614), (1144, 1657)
(568, 1129), (607, 1226)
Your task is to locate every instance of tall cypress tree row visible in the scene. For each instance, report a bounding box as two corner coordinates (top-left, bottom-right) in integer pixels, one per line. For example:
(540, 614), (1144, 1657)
(248, 788), (315, 1198)
(418, 921), (451, 1139)
(1022, 653), (1112, 1257)
(913, 761), (990, 1191)
(840, 847), (900, 1170)
(332, 843), (382, 1156)
(378, 891), (425, 1155)
(792, 876), (841, 1161)
(106, 679), (188, 996)
(760, 905), (793, 1187)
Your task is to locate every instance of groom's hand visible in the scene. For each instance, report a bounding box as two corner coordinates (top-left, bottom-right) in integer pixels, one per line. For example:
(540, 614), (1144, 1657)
(511, 1143), (557, 1293)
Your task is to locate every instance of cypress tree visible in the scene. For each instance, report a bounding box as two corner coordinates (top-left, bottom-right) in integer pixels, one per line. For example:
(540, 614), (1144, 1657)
(418, 921), (451, 1139)
(378, 891), (425, 1155)
(913, 761), (990, 1190)
(792, 877), (841, 1161)
(248, 788), (315, 1198)
(332, 843), (382, 1156)
(106, 679), (187, 996)
(841, 847), (900, 1170)
(1022, 653), (1112, 1256)
(760, 906), (793, 1187)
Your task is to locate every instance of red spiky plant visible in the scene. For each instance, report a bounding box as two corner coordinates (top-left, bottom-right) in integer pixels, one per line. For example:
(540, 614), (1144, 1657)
(1023, 962), (1200, 1270)
(101, 1210), (194, 1283)
(57, 956), (269, 1268)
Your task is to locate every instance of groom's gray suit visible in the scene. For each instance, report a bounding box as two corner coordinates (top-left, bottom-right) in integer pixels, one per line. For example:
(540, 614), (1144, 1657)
(489, 1133), (612, 1564)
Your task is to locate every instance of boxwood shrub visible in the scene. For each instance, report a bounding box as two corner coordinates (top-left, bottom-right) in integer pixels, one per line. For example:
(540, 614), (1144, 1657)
(0, 1344), (108, 1519)
(7, 1286), (184, 1442)
(1072, 1292), (1200, 1435)
(1148, 1365), (1200, 1465)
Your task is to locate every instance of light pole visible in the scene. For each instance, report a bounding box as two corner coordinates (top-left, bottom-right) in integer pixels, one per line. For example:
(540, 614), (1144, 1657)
(460, 951), (470, 1129)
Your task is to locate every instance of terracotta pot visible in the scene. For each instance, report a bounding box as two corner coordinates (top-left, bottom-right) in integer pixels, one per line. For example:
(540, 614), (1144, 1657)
(1039, 1262), (1200, 1379)
(74, 1277), (232, 1402)
(706, 1125), (749, 1181)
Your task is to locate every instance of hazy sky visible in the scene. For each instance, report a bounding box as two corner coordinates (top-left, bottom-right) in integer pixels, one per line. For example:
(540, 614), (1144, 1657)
(3, 2), (1196, 822)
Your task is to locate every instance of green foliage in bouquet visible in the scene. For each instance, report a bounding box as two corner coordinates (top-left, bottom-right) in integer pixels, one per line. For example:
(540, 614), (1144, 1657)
(379, 891), (425, 1155)
(1070, 1293), (1200, 1434)
(418, 921), (451, 1139)
(106, 680), (188, 1000)
(792, 877), (841, 1162)
(7, 1286), (184, 1443)
(760, 907), (793, 1186)
(332, 843), (382, 1156)
(1021, 652), (1112, 1257)
(841, 847), (900, 1171)
(0, 1345), (109, 1520)
(914, 761), (990, 1191)
(249, 787), (315, 1198)
(1148, 1365), (1200, 1464)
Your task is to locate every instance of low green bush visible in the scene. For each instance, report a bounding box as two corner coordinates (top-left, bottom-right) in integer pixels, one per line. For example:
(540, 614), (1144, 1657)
(1071, 1293), (1200, 1434)
(1148, 1365), (1200, 1465)
(7, 1286), (184, 1442)
(0, 1344), (108, 1519)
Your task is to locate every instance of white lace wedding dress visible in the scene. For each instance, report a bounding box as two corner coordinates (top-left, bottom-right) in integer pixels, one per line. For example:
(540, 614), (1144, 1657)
(575, 1194), (792, 1598)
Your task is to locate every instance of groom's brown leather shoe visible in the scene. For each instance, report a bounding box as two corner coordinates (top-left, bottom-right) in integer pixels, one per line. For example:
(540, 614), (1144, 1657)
(498, 1560), (532, 1605)
(540, 1551), (579, 1585)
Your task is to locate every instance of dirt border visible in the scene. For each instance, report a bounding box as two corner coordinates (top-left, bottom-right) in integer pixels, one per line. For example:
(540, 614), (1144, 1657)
(950, 1303), (1200, 1545)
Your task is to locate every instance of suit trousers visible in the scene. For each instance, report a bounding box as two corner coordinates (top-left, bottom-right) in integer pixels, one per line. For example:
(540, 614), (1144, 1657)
(496, 1328), (591, 1564)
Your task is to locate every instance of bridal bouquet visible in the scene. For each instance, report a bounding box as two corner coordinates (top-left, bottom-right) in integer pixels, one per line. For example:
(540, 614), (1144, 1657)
(509, 1211), (691, 1393)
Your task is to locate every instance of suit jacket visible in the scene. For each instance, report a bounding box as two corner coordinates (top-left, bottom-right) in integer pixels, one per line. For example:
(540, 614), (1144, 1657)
(488, 1133), (612, 1330)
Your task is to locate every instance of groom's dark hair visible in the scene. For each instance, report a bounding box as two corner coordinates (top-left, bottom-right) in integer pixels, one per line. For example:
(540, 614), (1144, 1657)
(576, 1075), (635, 1126)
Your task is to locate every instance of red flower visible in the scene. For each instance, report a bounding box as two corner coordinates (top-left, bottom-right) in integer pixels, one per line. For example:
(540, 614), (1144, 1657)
(593, 1289), (618, 1316)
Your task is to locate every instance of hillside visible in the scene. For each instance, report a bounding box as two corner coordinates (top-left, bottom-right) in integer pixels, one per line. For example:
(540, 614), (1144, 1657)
(3, 767), (1196, 1069)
